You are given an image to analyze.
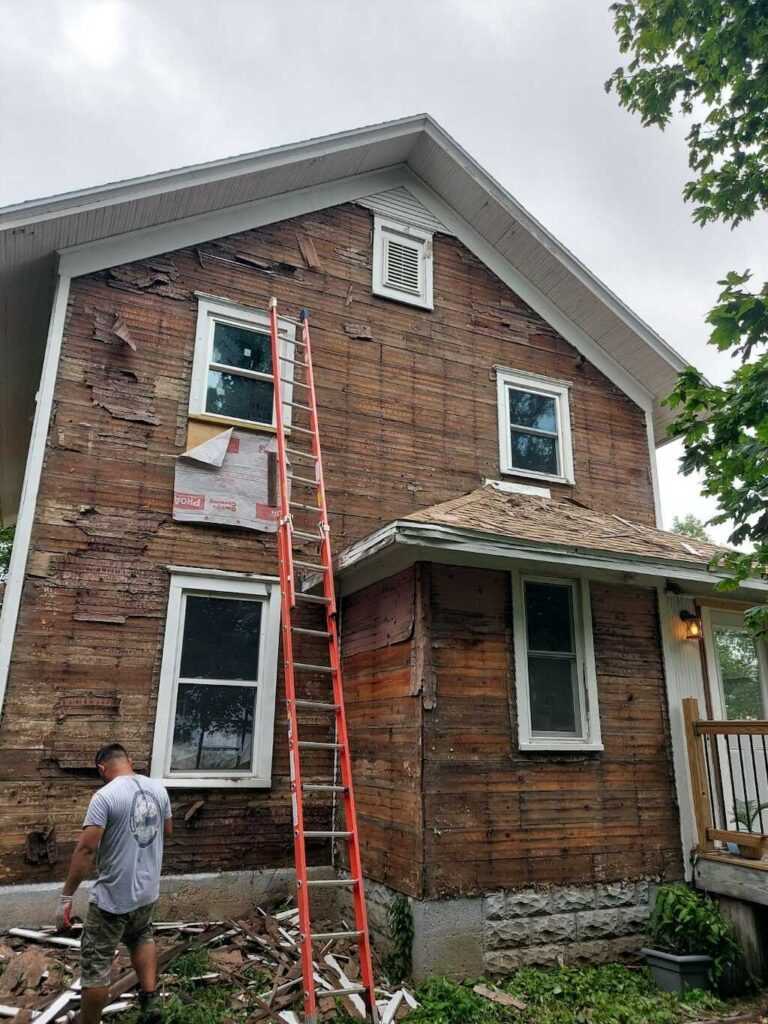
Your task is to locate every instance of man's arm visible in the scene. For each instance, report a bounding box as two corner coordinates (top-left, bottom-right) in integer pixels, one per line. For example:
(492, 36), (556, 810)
(63, 825), (104, 897)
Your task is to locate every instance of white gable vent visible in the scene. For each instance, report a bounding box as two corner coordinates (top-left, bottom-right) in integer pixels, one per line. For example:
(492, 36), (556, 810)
(372, 216), (433, 309)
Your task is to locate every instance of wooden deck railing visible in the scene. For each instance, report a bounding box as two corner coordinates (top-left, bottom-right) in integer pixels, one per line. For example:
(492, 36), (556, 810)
(683, 697), (768, 860)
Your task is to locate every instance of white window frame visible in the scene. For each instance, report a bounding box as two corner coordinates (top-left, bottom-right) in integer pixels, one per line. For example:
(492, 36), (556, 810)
(702, 607), (768, 721)
(511, 569), (603, 752)
(372, 216), (434, 309)
(496, 367), (574, 484)
(150, 568), (281, 788)
(189, 293), (296, 431)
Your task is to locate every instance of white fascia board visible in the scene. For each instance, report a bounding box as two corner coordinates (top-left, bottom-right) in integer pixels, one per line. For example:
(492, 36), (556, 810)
(400, 171), (656, 413)
(0, 269), (71, 721)
(58, 167), (406, 279)
(335, 519), (768, 595)
(0, 114), (430, 231)
(419, 120), (689, 377)
(645, 410), (663, 527)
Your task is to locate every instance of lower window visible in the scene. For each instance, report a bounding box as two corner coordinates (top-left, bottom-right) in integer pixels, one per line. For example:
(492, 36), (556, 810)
(151, 570), (281, 787)
(511, 571), (602, 751)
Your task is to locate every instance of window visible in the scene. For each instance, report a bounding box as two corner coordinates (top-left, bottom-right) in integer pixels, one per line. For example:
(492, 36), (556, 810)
(189, 295), (296, 430)
(496, 368), (574, 484)
(372, 216), (433, 309)
(703, 609), (768, 721)
(150, 569), (281, 787)
(511, 571), (602, 751)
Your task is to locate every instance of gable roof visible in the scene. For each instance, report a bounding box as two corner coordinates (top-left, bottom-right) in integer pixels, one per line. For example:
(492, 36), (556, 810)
(333, 484), (766, 597)
(0, 114), (689, 523)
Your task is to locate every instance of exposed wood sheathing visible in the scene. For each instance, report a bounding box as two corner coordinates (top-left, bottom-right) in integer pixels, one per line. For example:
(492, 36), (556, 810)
(2, 202), (657, 884)
(343, 565), (683, 899)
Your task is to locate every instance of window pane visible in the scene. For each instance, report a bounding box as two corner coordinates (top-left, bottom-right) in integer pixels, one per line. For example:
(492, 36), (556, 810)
(171, 683), (254, 771)
(525, 581), (575, 653)
(528, 655), (580, 734)
(714, 627), (764, 720)
(212, 321), (271, 374)
(206, 370), (273, 423)
(510, 431), (559, 475)
(180, 597), (262, 680)
(508, 388), (557, 432)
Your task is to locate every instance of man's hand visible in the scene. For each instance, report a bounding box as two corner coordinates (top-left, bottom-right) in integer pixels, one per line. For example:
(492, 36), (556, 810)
(56, 895), (73, 931)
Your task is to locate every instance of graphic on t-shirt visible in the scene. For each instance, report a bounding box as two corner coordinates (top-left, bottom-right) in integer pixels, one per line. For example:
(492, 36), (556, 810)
(129, 788), (162, 848)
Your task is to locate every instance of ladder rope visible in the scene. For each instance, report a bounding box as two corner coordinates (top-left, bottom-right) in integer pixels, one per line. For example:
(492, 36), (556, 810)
(268, 299), (378, 1024)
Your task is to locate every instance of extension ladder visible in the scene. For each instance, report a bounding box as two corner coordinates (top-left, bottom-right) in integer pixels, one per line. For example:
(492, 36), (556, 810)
(267, 298), (379, 1024)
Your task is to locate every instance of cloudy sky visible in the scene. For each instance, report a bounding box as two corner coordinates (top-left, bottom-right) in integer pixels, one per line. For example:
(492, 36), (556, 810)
(2, 0), (766, 542)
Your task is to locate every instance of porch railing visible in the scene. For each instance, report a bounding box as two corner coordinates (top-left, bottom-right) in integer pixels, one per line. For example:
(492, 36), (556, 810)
(683, 697), (768, 860)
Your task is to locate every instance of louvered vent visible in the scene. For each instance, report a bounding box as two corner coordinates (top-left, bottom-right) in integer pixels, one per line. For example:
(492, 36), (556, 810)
(383, 238), (421, 295)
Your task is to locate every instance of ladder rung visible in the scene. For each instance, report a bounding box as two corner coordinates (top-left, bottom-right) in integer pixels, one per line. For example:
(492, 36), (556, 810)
(291, 530), (321, 541)
(291, 626), (331, 637)
(288, 474), (318, 486)
(318, 985), (366, 997)
(282, 400), (312, 412)
(294, 593), (331, 604)
(298, 742), (343, 751)
(303, 783), (347, 792)
(281, 377), (310, 388)
(293, 560), (326, 572)
(307, 878), (358, 888)
(294, 699), (339, 711)
(303, 831), (352, 838)
(290, 424), (316, 435)
(311, 930), (363, 941)
(285, 447), (317, 460)
(279, 355), (308, 367)
(290, 501), (320, 512)
(294, 662), (333, 674)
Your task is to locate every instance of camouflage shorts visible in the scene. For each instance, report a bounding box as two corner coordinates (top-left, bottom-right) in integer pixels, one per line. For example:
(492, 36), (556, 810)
(81, 901), (157, 988)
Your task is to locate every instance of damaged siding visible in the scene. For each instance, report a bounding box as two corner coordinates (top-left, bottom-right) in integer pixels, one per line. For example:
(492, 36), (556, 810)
(2, 202), (657, 884)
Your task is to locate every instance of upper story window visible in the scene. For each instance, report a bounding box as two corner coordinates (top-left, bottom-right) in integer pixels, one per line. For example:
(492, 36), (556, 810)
(189, 294), (296, 430)
(372, 216), (433, 309)
(511, 570), (602, 752)
(150, 569), (281, 787)
(496, 368), (574, 484)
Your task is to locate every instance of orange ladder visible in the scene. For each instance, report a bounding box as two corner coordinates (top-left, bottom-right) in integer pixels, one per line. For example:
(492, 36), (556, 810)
(268, 298), (378, 1024)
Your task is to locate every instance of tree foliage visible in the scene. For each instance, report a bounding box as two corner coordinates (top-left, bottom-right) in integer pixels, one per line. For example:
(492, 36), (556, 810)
(672, 513), (712, 542)
(606, 1), (768, 227)
(607, 2), (768, 626)
(0, 525), (14, 580)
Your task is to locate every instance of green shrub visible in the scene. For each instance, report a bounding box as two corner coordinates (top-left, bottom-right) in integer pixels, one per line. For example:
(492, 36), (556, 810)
(647, 884), (743, 985)
(383, 894), (414, 983)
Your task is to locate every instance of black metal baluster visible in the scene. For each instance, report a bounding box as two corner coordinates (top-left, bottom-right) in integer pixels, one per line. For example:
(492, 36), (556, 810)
(725, 736), (740, 833)
(703, 735), (719, 830)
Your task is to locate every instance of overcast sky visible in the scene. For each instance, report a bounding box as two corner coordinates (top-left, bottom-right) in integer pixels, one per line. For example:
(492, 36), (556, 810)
(2, 0), (766, 543)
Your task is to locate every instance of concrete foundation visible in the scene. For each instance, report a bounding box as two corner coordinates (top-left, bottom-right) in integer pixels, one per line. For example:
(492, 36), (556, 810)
(0, 866), (336, 929)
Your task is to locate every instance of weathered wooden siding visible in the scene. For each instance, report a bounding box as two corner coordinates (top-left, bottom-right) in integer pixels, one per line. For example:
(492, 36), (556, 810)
(1, 201), (657, 884)
(341, 568), (422, 896)
(421, 566), (683, 897)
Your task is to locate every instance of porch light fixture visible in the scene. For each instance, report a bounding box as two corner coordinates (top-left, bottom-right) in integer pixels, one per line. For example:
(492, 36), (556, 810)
(680, 610), (702, 640)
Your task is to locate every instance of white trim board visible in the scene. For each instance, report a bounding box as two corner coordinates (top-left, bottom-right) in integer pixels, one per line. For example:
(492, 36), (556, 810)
(0, 269), (71, 723)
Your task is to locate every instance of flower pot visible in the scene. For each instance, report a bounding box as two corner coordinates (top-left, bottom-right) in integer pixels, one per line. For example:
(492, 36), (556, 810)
(641, 948), (713, 994)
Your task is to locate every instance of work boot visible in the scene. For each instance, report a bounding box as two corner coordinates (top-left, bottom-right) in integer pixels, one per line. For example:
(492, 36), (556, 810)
(138, 990), (164, 1023)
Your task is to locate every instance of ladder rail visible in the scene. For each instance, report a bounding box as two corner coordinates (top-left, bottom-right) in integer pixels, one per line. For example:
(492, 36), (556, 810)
(268, 301), (378, 1024)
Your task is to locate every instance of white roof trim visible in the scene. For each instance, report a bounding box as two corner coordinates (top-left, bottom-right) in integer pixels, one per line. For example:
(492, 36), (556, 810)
(334, 519), (768, 595)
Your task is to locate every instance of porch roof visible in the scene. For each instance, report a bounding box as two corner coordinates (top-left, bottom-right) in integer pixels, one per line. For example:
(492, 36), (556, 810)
(333, 484), (768, 597)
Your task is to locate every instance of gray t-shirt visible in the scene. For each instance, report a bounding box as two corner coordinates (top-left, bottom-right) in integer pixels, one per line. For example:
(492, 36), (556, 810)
(83, 774), (172, 914)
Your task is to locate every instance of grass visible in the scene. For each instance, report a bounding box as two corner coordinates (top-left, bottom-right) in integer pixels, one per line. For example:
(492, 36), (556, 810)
(112, 958), (765, 1024)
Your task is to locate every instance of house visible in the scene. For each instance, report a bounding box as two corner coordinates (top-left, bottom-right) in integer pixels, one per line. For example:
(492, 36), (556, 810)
(1, 115), (767, 976)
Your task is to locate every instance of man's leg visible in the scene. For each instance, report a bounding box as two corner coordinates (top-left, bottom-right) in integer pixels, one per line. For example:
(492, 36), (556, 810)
(80, 904), (123, 1024)
(131, 938), (157, 991)
(80, 986), (111, 1024)
(126, 904), (162, 1022)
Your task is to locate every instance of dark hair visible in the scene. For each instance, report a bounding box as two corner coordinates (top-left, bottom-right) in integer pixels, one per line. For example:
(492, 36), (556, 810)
(95, 743), (129, 767)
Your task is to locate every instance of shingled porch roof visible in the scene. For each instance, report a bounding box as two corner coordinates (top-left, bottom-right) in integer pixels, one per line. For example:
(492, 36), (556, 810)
(333, 485), (767, 599)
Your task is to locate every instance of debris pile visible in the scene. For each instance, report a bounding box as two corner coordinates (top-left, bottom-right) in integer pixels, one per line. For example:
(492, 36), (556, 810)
(0, 904), (419, 1022)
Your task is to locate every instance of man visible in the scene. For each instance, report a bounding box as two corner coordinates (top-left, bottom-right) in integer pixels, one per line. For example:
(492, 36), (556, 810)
(58, 744), (172, 1024)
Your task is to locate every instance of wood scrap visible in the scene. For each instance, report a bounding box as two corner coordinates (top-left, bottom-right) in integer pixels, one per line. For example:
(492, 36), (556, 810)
(0, 947), (48, 995)
(473, 982), (526, 1010)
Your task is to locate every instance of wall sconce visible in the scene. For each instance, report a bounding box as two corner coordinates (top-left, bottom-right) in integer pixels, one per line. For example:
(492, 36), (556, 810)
(680, 609), (702, 640)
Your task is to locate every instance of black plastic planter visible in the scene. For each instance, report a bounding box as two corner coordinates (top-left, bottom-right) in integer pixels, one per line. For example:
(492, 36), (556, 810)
(641, 948), (713, 994)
